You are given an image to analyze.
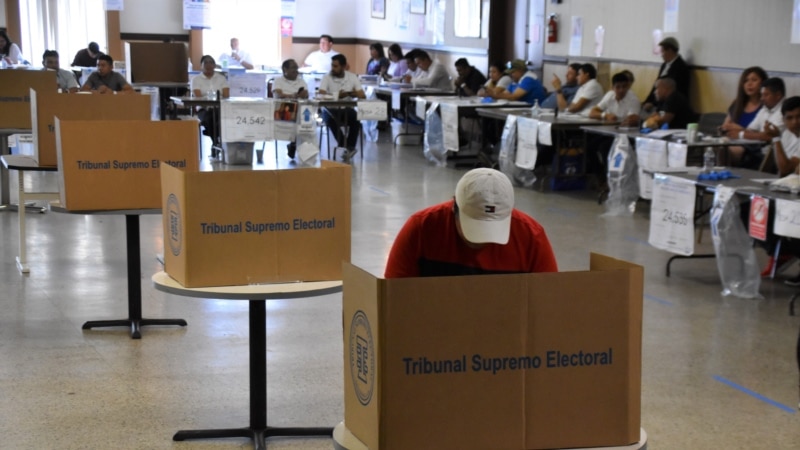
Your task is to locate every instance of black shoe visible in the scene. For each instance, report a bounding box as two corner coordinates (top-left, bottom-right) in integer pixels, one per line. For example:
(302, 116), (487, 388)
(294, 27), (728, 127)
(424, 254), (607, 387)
(287, 143), (297, 159)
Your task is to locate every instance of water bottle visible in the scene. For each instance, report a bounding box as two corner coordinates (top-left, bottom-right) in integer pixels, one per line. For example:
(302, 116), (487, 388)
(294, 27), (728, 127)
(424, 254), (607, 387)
(531, 99), (540, 118)
(703, 147), (715, 173)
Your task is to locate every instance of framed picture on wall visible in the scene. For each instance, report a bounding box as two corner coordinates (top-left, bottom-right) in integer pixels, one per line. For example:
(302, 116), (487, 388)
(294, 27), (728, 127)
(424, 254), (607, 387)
(371, 0), (386, 19)
(410, 0), (426, 14)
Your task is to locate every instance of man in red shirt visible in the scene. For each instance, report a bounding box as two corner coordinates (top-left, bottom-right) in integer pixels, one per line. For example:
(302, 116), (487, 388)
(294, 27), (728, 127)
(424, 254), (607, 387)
(384, 168), (558, 278)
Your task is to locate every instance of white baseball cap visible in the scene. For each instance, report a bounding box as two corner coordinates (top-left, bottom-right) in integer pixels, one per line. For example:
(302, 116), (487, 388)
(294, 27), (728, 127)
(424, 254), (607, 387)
(454, 168), (514, 244)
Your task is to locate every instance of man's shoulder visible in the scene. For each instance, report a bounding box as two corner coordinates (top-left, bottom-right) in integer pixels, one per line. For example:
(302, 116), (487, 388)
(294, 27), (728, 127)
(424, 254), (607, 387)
(510, 209), (546, 234)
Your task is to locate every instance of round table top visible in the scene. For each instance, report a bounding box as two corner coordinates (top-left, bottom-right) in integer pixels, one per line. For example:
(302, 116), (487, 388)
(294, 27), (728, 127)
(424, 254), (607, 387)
(151, 271), (342, 300)
(332, 422), (648, 450)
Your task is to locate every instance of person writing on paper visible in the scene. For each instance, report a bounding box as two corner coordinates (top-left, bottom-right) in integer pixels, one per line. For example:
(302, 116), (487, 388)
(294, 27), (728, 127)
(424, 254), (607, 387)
(542, 63), (581, 110)
(589, 72), (641, 126)
(384, 168), (558, 278)
(0, 30), (23, 65)
(42, 50), (79, 93)
(558, 63), (603, 115)
(273, 59), (308, 159)
(219, 38), (253, 70)
(410, 51), (452, 91)
(478, 61), (512, 97)
(304, 34), (339, 73)
(318, 54), (366, 161)
(191, 55), (230, 156)
(491, 59), (546, 105)
(642, 77), (696, 129)
(765, 96), (800, 177)
(383, 44), (408, 81)
(453, 58), (486, 97)
(80, 55), (133, 94)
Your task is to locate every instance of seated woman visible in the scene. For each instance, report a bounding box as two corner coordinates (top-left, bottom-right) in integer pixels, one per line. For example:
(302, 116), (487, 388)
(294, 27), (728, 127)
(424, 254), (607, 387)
(366, 43), (389, 76)
(478, 61), (512, 97)
(720, 66), (768, 166)
(0, 30), (23, 65)
(383, 44), (408, 81)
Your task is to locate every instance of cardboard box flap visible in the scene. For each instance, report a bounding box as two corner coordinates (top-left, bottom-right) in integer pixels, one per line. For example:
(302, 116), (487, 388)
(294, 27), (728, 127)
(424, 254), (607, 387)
(161, 164), (190, 284)
(0, 70), (56, 129)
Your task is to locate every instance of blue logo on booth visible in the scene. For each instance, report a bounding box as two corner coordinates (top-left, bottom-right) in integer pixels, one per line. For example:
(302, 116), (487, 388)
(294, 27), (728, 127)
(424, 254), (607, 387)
(166, 194), (182, 256)
(349, 310), (375, 406)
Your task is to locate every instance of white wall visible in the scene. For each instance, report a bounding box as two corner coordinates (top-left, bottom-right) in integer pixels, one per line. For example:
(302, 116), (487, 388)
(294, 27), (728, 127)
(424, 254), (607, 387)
(0, 0), (7, 28)
(545, 0), (800, 73)
(120, 0), (184, 34)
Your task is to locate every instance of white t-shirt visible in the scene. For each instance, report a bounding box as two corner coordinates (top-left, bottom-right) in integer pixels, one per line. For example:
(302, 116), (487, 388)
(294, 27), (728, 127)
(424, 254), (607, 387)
(272, 76), (308, 97)
(595, 90), (641, 119)
(2, 43), (23, 64)
(413, 62), (452, 91)
(400, 66), (422, 81)
(484, 75), (512, 90)
(781, 130), (800, 160)
(748, 100), (785, 133)
(191, 72), (230, 94)
(219, 50), (253, 68)
(53, 68), (79, 91)
(304, 50), (340, 73)
(319, 71), (362, 97)
(571, 79), (604, 115)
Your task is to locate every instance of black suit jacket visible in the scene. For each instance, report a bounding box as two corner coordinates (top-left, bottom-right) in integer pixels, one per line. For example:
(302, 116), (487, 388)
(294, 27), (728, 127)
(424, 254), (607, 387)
(645, 55), (690, 104)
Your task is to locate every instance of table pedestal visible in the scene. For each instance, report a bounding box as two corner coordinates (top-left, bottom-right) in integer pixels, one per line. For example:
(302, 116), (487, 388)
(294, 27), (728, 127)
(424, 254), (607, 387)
(83, 214), (186, 339)
(173, 299), (333, 449)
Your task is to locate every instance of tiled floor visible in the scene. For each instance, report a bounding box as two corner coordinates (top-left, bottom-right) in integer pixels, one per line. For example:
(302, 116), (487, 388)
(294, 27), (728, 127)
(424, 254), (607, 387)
(1, 131), (798, 449)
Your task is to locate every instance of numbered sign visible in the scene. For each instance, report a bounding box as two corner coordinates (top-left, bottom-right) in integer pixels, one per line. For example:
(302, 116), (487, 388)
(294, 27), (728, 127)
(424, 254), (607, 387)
(748, 195), (769, 241)
(357, 100), (388, 120)
(515, 117), (538, 170)
(648, 174), (696, 255)
(774, 199), (800, 239)
(221, 100), (273, 142)
(636, 137), (668, 199)
(229, 72), (266, 98)
(440, 103), (460, 152)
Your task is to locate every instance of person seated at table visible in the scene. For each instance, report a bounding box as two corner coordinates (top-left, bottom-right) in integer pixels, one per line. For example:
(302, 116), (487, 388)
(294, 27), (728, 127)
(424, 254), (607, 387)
(726, 77), (785, 169)
(71, 41), (103, 67)
(542, 63), (581, 110)
(721, 67), (768, 133)
(273, 58), (309, 160)
(766, 96), (800, 177)
(0, 30), (23, 65)
(491, 59), (546, 105)
(191, 55), (230, 157)
(642, 77), (696, 129)
(304, 34), (339, 73)
(410, 51), (452, 91)
(453, 58), (487, 97)
(219, 37), (254, 70)
(80, 54), (133, 94)
(42, 50), (78, 93)
(365, 42), (389, 76)
(382, 44), (408, 81)
(478, 60), (512, 97)
(561, 63), (603, 115)
(319, 54), (366, 161)
(384, 168), (558, 278)
(643, 37), (690, 110)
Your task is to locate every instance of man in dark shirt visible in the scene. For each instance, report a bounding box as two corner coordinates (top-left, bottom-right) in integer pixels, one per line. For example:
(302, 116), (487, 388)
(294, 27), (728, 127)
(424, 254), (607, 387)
(453, 58), (487, 97)
(644, 37), (690, 107)
(643, 77), (696, 129)
(80, 54), (133, 94)
(71, 42), (103, 67)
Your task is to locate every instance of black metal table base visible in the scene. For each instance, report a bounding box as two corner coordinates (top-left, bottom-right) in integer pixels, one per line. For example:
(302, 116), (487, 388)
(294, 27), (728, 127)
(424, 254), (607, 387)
(666, 254), (716, 276)
(174, 426), (334, 450)
(83, 318), (188, 340)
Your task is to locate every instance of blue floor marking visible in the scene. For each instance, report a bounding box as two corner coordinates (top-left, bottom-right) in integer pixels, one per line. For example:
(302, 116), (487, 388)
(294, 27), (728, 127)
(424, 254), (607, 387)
(713, 375), (796, 414)
(369, 186), (390, 196)
(644, 294), (673, 306)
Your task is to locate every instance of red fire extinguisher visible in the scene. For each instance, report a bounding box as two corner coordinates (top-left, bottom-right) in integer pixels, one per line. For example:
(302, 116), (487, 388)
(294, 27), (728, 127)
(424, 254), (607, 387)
(547, 14), (558, 43)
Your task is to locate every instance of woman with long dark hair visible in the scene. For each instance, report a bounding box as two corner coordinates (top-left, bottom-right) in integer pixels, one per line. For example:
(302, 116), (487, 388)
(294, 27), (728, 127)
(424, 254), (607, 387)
(366, 42), (389, 76)
(0, 30), (23, 65)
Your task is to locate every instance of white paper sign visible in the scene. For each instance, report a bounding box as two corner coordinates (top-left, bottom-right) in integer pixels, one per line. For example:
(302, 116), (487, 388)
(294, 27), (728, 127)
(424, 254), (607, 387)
(515, 117), (538, 170)
(710, 186), (736, 246)
(609, 137), (629, 174)
(356, 100), (387, 121)
(229, 73), (266, 98)
(636, 137), (668, 169)
(221, 101), (274, 142)
(296, 103), (316, 135)
(649, 174), (696, 255)
(663, 0), (680, 33)
(392, 90), (401, 110)
(569, 16), (583, 56)
(667, 142), (688, 167)
(638, 167), (653, 200)
(537, 120), (552, 146)
(774, 199), (800, 239)
(415, 96), (427, 120)
(183, 0), (211, 30)
(440, 103), (460, 152)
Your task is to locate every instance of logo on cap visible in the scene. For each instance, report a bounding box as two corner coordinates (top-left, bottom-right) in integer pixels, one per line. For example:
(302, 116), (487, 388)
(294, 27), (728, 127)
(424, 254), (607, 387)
(485, 205), (496, 213)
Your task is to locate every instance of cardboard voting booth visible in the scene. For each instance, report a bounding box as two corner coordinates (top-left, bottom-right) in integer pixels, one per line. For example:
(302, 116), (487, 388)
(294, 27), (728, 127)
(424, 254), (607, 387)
(343, 253), (643, 450)
(0, 70), (57, 129)
(161, 162), (351, 287)
(30, 89), (151, 166)
(55, 119), (199, 211)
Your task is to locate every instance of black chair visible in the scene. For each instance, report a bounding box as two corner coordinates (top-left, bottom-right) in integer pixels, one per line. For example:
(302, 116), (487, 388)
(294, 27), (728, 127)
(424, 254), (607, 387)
(697, 112), (727, 135)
